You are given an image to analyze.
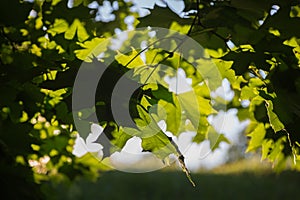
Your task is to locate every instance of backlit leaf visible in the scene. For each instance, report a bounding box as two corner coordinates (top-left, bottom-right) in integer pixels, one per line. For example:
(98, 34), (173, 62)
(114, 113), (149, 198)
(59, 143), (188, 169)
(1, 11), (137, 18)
(265, 100), (285, 133)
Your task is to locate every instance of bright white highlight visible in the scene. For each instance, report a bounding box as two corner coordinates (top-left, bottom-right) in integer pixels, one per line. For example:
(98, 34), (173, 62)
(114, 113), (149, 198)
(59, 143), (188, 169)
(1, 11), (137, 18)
(164, 68), (193, 94)
(128, 0), (185, 17)
(211, 78), (234, 101)
(270, 5), (280, 16)
(72, 123), (104, 159)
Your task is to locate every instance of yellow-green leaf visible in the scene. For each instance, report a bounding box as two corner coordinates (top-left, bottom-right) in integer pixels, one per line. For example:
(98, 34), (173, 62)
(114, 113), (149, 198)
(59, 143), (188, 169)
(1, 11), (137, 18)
(47, 19), (69, 36)
(265, 100), (285, 132)
(65, 19), (89, 42)
(246, 123), (266, 152)
(115, 49), (145, 69)
(75, 37), (107, 61)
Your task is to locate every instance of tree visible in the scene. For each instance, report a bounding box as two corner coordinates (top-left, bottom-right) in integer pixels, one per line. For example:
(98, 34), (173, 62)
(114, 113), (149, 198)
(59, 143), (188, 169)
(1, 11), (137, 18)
(1, 0), (300, 197)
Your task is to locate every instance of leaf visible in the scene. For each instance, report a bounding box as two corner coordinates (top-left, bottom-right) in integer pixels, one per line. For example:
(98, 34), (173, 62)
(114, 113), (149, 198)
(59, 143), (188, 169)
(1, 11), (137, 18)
(195, 58), (223, 91)
(47, 19), (69, 36)
(75, 37), (107, 61)
(246, 123), (266, 152)
(193, 116), (209, 143)
(177, 92), (199, 128)
(134, 105), (177, 159)
(48, 18), (89, 42)
(265, 100), (285, 132)
(41, 135), (69, 155)
(72, 0), (93, 7)
(137, 6), (192, 29)
(136, 105), (152, 125)
(65, 19), (89, 42)
(73, 0), (84, 7)
(261, 139), (273, 161)
(222, 51), (253, 75)
(177, 91), (214, 129)
(55, 102), (73, 124)
(133, 65), (163, 84)
(115, 49), (145, 69)
(111, 126), (133, 150)
(215, 60), (236, 83)
(207, 126), (230, 151)
(261, 137), (286, 171)
(152, 85), (174, 104)
(240, 86), (256, 100)
(157, 99), (183, 136)
(141, 132), (175, 159)
(201, 6), (250, 29)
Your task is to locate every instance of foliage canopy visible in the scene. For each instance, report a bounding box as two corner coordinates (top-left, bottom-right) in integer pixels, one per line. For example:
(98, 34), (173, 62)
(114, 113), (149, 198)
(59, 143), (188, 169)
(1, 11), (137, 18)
(1, 0), (300, 197)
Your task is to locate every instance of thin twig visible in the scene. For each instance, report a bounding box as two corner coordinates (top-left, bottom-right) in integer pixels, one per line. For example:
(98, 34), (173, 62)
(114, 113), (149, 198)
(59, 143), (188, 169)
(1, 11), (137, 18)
(283, 129), (297, 165)
(137, 102), (196, 187)
(193, 0), (232, 51)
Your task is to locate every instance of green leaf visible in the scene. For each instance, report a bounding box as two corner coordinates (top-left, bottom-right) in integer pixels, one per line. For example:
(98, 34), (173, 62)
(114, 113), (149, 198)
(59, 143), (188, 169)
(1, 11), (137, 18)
(133, 105), (177, 159)
(157, 99), (183, 136)
(141, 131), (175, 159)
(115, 49), (145, 69)
(136, 105), (151, 124)
(40, 135), (69, 154)
(215, 60), (236, 83)
(222, 51), (252, 75)
(65, 19), (89, 42)
(240, 86), (256, 100)
(246, 123), (266, 152)
(55, 102), (73, 124)
(177, 91), (214, 129)
(265, 100), (285, 132)
(207, 126), (230, 151)
(133, 65), (164, 84)
(261, 137), (286, 172)
(75, 37), (107, 61)
(73, 0), (84, 7)
(178, 92), (199, 129)
(48, 19), (69, 36)
(8, 102), (23, 123)
(111, 126), (132, 150)
(72, 0), (93, 7)
(195, 58), (223, 91)
(193, 116), (209, 143)
(137, 6), (192, 30)
(152, 85), (174, 104)
(123, 117), (175, 160)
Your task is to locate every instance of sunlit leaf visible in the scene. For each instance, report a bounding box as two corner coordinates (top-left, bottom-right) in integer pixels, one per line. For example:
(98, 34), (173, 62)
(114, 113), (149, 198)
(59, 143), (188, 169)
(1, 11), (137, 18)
(75, 37), (107, 61)
(48, 19), (69, 36)
(207, 126), (230, 151)
(65, 19), (89, 42)
(115, 48), (145, 69)
(246, 123), (266, 152)
(265, 100), (285, 133)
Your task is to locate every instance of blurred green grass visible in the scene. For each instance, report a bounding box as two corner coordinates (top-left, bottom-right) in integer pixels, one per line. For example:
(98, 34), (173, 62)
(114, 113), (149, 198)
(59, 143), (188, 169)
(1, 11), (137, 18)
(42, 169), (300, 200)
